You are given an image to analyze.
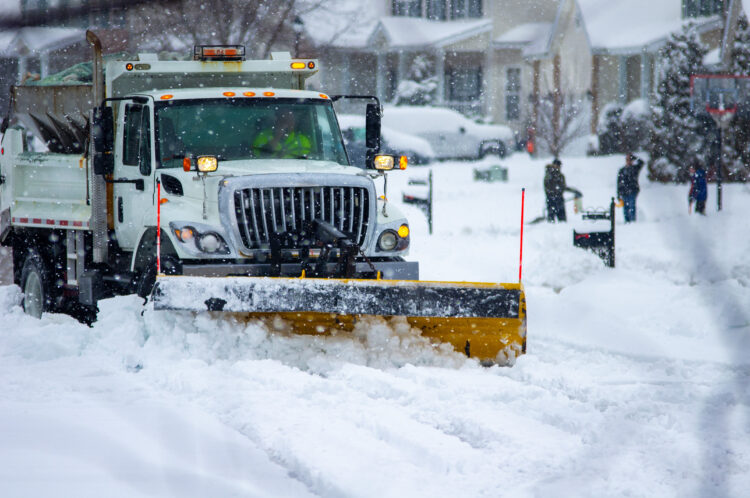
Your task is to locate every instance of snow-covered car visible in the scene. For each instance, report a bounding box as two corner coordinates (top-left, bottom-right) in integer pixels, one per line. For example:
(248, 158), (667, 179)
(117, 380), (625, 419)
(338, 114), (435, 167)
(382, 105), (514, 160)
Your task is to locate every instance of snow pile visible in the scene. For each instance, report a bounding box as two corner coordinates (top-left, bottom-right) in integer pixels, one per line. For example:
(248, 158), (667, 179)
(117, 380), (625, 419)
(2, 153), (750, 496)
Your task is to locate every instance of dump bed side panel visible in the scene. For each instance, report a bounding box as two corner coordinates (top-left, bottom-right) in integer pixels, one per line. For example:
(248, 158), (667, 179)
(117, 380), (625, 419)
(6, 144), (91, 230)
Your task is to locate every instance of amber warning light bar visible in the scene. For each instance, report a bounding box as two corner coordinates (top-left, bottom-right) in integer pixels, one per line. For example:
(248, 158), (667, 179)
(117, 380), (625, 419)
(194, 45), (245, 61)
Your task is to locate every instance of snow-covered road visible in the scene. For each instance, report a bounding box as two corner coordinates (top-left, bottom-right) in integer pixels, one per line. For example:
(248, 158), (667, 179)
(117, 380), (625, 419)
(1, 154), (749, 497)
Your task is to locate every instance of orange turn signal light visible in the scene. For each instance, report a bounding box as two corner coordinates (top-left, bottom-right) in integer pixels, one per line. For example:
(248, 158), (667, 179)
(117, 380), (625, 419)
(308, 61), (315, 69)
(125, 63), (134, 71)
(160, 94), (173, 100)
(175, 227), (194, 242)
(399, 155), (408, 170)
(182, 157), (192, 172)
(397, 225), (409, 238)
(319, 93), (329, 99)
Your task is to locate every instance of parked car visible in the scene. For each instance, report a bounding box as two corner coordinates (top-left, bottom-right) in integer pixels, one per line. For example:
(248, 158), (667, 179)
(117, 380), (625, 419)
(338, 114), (435, 168)
(382, 105), (514, 160)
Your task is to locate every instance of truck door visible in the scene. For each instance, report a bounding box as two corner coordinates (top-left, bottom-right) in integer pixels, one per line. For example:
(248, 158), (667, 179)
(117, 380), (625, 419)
(113, 100), (155, 251)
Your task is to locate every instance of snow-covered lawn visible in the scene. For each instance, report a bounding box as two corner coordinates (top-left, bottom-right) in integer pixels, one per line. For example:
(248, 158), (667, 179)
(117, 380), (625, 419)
(1, 154), (749, 497)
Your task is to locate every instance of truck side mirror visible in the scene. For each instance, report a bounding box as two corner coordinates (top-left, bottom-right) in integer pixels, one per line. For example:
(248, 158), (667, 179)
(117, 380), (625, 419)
(92, 106), (114, 175)
(365, 103), (381, 151)
(365, 103), (381, 169)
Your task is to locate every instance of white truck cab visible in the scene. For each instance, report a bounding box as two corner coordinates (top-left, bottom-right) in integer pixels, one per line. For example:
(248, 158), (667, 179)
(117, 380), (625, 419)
(0, 39), (415, 320)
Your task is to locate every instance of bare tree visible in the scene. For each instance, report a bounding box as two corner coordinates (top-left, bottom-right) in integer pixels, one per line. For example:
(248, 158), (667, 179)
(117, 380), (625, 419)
(534, 91), (588, 157)
(127, 0), (326, 59)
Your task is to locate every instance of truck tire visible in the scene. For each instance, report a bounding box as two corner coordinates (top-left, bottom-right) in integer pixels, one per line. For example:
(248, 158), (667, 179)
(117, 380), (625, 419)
(20, 249), (54, 318)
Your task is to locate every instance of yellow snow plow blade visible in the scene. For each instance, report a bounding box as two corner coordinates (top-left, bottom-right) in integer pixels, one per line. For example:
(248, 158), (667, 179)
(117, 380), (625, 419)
(152, 276), (526, 365)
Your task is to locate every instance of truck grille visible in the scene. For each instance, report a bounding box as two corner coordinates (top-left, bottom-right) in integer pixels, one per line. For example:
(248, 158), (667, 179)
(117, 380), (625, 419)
(234, 186), (370, 250)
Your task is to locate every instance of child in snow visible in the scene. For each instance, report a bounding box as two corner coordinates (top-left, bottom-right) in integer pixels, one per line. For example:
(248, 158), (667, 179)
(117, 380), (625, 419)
(617, 154), (644, 223)
(544, 158), (567, 222)
(688, 162), (708, 215)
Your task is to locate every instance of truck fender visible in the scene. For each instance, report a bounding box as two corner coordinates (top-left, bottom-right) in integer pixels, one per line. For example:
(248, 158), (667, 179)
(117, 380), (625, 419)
(130, 227), (177, 273)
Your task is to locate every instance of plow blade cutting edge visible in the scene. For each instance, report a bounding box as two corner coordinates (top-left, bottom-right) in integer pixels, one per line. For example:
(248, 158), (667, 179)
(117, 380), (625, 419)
(152, 276), (526, 365)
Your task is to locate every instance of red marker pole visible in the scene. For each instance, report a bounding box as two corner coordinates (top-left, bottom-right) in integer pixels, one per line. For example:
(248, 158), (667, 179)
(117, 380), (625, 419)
(519, 188), (525, 283)
(157, 179), (162, 275)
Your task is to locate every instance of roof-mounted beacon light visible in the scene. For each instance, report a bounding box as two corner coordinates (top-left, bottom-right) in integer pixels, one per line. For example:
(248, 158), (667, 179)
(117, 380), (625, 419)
(194, 45), (246, 61)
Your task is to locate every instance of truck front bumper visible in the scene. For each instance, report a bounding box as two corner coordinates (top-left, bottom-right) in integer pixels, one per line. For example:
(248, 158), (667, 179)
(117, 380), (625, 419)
(180, 259), (419, 281)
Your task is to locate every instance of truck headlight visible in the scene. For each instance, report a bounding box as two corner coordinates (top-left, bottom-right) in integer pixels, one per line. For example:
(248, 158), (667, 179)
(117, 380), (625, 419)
(171, 223), (230, 254)
(196, 232), (224, 253)
(377, 230), (398, 251)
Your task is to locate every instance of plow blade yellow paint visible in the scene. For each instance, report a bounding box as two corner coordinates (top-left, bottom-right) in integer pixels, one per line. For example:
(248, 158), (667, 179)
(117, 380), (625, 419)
(152, 276), (527, 365)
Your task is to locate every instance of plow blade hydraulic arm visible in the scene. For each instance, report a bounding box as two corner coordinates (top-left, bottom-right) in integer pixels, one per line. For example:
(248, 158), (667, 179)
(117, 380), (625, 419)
(152, 276), (526, 364)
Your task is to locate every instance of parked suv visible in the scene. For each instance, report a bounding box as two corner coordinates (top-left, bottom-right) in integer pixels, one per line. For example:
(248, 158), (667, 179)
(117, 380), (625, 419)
(382, 105), (514, 160)
(338, 114), (435, 167)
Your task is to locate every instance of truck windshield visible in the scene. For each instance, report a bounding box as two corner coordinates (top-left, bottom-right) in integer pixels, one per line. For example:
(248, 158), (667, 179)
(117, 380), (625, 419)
(155, 98), (349, 167)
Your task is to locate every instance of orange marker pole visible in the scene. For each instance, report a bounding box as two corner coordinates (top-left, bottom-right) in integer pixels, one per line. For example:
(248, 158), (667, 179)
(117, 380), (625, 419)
(157, 179), (162, 275)
(519, 188), (525, 283)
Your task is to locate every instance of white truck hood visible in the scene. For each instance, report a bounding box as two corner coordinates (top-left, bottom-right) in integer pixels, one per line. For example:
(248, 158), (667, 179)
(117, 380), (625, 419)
(159, 160), (370, 201)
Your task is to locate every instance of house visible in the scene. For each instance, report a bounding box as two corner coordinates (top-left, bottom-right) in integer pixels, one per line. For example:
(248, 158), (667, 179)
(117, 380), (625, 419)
(316, 0), (726, 151)
(0, 27), (86, 117)
(0, 0), (130, 116)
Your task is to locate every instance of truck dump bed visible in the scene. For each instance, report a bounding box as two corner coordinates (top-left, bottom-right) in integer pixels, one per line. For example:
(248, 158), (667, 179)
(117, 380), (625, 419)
(11, 52), (319, 154)
(12, 84), (93, 154)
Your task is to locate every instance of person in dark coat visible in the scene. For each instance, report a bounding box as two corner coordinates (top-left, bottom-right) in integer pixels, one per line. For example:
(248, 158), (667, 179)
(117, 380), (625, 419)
(544, 158), (567, 222)
(688, 162), (708, 215)
(617, 153), (644, 223)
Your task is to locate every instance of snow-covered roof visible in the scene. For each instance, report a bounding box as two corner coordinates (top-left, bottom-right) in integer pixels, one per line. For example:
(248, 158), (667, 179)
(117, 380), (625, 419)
(578, 0), (720, 54)
(328, 16), (492, 50)
(494, 22), (553, 49)
(0, 27), (85, 57)
(371, 17), (492, 49)
(302, 0), (383, 48)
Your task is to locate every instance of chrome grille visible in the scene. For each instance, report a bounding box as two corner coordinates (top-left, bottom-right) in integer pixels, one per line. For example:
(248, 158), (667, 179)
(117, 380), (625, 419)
(234, 186), (370, 250)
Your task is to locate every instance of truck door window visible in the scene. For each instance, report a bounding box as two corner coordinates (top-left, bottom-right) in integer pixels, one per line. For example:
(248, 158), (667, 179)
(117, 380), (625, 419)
(123, 104), (143, 166)
(313, 105), (340, 160)
(139, 107), (152, 176)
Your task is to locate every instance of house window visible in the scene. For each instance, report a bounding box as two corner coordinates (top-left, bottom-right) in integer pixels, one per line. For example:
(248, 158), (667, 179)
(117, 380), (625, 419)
(505, 68), (521, 121)
(447, 67), (482, 102)
(451, 0), (467, 19)
(450, 0), (483, 19)
(427, 0), (447, 20)
(392, 0), (422, 17)
(468, 0), (483, 17)
(682, 0), (724, 18)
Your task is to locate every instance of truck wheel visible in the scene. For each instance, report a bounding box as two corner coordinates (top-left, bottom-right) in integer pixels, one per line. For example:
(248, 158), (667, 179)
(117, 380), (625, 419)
(20, 250), (53, 318)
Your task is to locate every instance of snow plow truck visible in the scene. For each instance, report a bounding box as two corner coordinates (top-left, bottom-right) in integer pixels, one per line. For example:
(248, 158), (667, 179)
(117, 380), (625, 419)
(0, 32), (526, 365)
